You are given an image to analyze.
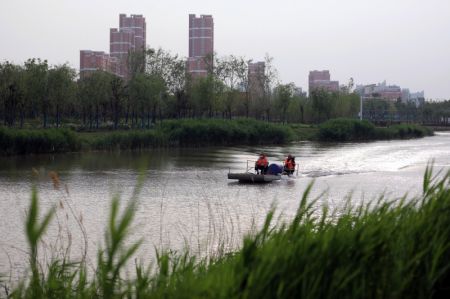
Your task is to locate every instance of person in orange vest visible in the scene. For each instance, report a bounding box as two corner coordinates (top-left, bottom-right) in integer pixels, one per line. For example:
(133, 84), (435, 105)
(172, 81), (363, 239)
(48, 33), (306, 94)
(284, 154), (296, 175)
(255, 153), (269, 174)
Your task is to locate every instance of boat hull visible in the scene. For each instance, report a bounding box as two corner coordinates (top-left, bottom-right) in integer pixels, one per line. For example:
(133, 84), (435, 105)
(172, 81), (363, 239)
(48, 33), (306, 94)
(227, 173), (281, 183)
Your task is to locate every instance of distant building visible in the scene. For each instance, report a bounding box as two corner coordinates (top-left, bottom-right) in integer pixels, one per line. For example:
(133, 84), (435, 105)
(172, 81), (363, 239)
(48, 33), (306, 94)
(80, 14), (146, 80)
(308, 70), (339, 94)
(110, 14), (146, 79)
(79, 50), (118, 78)
(356, 81), (406, 101)
(409, 91), (425, 107)
(248, 61), (265, 99)
(356, 81), (424, 106)
(293, 86), (307, 97)
(187, 14), (214, 78)
(401, 88), (411, 103)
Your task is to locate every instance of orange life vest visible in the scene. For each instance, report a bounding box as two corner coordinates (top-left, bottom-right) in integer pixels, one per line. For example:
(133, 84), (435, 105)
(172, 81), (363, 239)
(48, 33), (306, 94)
(256, 157), (268, 167)
(284, 158), (296, 170)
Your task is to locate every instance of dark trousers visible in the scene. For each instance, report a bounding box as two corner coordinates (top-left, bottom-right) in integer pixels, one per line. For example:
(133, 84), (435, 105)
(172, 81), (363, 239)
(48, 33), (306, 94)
(255, 165), (268, 174)
(284, 168), (295, 175)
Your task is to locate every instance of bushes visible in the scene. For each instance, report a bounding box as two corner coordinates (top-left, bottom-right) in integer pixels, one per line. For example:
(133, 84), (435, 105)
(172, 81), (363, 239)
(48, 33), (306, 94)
(160, 118), (293, 146)
(89, 130), (166, 150)
(318, 118), (433, 141)
(6, 168), (450, 298)
(0, 127), (81, 155)
(0, 119), (433, 155)
(0, 119), (294, 155)
(388, 124), (433, 138)
(318, 118), (376, 141)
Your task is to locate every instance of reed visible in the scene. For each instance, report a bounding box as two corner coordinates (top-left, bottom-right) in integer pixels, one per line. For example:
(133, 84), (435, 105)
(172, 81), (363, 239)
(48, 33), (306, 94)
(318, 118), (433, 141)
(3, 166), (449, 298)
(0, 127), (80, 155)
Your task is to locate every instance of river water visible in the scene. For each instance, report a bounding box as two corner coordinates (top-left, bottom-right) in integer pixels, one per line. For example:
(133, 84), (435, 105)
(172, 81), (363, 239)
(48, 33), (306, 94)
(0, 133), (449, 279)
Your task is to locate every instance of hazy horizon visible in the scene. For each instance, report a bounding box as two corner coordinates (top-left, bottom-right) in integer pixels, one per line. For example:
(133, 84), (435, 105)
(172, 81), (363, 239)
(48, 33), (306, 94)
(1, 0), (449, 99)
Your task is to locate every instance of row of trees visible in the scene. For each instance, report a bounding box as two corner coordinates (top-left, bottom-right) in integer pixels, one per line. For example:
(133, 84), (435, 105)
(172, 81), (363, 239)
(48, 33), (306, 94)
(2, 49), (446, 129)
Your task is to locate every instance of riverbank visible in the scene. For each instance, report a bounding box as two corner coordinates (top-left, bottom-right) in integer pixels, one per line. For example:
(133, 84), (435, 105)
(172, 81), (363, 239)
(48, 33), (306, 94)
(317, 118), (434, 141)
(3, 168), (449, 298)
(0, 118), (433, 156)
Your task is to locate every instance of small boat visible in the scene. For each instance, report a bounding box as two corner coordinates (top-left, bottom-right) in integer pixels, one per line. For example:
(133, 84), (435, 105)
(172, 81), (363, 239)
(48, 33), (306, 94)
(227, 172), (281, 183)
(228, 161), (283, 183)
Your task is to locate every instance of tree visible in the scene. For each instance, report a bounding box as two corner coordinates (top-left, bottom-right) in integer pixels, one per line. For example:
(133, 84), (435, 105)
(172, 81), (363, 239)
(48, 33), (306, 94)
(78, 71), (112, 129)
(274, 83), (295, 123)
(216, 55), (247, 119)
(110, 77), (126, 129)
(310, 89), (333, 123)
(24, 59), (49, 127)
(191, 75), (214, 117)
(47, 64), (76, 127)
(0, 62), (25, 127)
(261, 54), (278, 121)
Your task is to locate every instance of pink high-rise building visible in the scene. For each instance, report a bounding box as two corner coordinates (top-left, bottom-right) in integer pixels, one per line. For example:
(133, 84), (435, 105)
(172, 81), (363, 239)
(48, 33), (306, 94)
(187, 14), (214, 78)
(248, 61), (265, 98)
(110, 14), (146, 79)
(309, 70), (339, 93)
(79, 50), (118, 79)
(80, 14), (146, 80)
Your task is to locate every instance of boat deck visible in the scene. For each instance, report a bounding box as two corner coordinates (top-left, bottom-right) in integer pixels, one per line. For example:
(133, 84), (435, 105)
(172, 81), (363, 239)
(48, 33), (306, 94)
(227, 173), (281, 183)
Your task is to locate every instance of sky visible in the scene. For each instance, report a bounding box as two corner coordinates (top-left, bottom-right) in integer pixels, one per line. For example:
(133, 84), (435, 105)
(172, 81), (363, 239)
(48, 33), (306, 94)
(1, 0), (449, 99)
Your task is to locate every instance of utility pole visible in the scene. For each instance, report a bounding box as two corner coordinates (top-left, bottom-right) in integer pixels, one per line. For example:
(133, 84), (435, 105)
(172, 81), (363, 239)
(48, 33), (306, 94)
(359, 95), (363, 121)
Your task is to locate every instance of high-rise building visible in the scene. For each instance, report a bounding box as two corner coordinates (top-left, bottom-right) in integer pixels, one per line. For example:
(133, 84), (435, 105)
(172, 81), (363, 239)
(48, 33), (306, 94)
(80, 14), (146, 80)
(79, 50), (118, 79)
(110, 14), (146, 79)
(248, 61), (265, 98)
(308, 70), (339, 94)
(187, 14), (214, 78)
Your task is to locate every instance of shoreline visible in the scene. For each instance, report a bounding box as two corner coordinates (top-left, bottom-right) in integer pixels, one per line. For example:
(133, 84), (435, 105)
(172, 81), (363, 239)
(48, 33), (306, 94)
(0, 118), (434, 157)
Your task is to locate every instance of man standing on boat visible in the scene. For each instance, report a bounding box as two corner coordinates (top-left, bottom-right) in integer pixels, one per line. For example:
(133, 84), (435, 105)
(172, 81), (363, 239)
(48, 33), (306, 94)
(284, 154), (296, 175)
(255, 153), (269, 174)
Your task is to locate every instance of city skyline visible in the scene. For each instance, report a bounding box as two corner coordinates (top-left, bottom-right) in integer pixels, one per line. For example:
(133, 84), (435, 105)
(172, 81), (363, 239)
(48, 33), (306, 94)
(1, 0), (449, 99)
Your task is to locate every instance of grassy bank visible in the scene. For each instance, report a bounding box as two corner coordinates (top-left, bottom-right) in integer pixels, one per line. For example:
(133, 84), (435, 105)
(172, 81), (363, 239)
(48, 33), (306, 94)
(0, 127), (80, 155)
(318, 118), (433, 141)
(0, 118), (433, 155)
(89, 119), (294, 150)
(3, 167), (449, 298)
(0, 119), (294, 155)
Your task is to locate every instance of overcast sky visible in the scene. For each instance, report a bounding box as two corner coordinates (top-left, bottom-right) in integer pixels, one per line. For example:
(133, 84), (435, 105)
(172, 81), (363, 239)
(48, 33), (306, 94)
(1, 0), (449, 99)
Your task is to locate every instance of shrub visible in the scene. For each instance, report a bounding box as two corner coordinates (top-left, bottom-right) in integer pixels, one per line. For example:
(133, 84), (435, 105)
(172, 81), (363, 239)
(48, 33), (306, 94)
(318, 118), (376, 141)
(318, 119), (433, 142)
(0, 127), (81, 155)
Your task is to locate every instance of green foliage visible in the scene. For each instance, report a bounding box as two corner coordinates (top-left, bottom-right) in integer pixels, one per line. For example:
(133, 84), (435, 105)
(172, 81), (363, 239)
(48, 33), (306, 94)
(89, 130), (167, 150)
(161, 118), (294, 146)
(0, 127), (81, 155)
(318, 118), (433, 141)
(6, 168), (450, 298)
(387, 124), (433, 138)
(318, 118), (377, 141)
(97, 194), (142, 298)
(2, 57), (445, 128)
(0, 119), (294, 155)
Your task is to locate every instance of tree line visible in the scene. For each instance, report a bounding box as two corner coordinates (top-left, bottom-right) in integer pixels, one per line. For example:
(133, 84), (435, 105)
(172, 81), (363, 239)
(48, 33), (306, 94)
(1, 49), (447, 129)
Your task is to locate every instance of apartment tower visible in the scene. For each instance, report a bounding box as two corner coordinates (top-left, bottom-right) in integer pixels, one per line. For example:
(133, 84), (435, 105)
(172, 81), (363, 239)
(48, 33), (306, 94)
(187, 14), (214, 78)
(110, 14), (146, 79)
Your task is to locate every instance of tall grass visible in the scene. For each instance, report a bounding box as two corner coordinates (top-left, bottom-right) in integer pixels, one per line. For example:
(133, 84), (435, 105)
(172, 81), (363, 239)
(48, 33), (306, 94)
(318, 118), (433, 141)
(0, 119), (294, 155)
(161, 118), (293, 146)
(3, 167), (449, 298)
(0, 127), (80, 155)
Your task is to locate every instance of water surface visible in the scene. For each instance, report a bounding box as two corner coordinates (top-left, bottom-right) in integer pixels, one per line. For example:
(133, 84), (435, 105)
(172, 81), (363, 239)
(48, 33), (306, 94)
(1, 133), (449, 279)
